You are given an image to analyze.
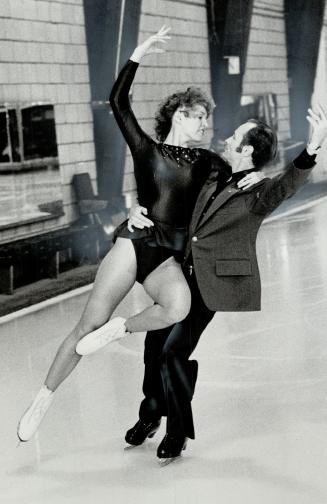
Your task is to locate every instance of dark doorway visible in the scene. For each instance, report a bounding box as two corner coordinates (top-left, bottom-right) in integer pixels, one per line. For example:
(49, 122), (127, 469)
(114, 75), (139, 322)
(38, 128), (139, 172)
(83, 0), (142, 216)
(206, 0), (254, 146)
(285, 0), (325, 142)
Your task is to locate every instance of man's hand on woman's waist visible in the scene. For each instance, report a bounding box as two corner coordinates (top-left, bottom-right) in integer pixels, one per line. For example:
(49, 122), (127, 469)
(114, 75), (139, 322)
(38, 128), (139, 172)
(127, 205), (154, 232)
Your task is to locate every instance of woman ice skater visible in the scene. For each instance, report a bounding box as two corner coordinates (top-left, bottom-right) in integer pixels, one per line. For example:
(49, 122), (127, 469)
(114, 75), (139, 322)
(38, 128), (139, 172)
(18, 26), (262, 443)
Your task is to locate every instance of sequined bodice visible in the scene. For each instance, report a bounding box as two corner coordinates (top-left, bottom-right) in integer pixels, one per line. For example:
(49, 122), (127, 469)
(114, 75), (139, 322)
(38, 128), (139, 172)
(161, 144), (200, 163)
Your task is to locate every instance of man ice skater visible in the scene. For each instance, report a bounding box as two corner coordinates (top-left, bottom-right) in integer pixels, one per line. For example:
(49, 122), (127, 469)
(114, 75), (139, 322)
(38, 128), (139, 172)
(125, 106), (327, 460)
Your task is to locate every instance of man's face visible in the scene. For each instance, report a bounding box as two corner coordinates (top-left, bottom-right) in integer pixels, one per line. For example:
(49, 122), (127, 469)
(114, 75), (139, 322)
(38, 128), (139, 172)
(222, 122), (256, 170)
(178, 105), (208, 143)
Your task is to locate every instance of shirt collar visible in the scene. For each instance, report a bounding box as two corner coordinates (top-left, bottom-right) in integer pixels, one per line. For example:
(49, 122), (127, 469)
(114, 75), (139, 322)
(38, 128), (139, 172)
(229, 168), (257, 185)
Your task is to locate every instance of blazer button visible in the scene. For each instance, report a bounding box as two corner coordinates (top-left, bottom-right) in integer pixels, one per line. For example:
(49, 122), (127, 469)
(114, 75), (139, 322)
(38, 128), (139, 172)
(192, 236), (198, 242)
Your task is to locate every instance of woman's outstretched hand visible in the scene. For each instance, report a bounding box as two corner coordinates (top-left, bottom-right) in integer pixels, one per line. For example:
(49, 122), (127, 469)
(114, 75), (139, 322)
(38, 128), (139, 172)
(130, 25), (171, 63)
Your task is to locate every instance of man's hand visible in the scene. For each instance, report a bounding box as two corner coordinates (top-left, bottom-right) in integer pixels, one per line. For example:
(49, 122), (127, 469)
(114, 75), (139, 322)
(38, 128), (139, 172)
(237, 171), (266, 190)
(130, 25), (171, 63)
(307, 104), (327, 153)
(127, 205), (154, 232)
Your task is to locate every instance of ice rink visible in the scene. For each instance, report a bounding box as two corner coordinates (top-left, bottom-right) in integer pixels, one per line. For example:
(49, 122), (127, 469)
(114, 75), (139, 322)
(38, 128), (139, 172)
(1, 198), (327, 504)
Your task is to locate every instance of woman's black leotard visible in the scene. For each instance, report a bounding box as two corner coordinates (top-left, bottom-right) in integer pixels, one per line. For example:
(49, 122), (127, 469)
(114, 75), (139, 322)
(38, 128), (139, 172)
(109, 60), (230, 277)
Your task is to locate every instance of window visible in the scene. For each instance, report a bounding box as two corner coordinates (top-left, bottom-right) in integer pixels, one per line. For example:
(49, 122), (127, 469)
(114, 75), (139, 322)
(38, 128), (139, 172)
(0, 104), (58, 164)
(0, 103), (62, 229)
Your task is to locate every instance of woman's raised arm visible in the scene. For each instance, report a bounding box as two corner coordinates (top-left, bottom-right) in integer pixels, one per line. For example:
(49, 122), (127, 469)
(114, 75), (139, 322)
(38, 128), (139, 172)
(109, 26), (171, 152)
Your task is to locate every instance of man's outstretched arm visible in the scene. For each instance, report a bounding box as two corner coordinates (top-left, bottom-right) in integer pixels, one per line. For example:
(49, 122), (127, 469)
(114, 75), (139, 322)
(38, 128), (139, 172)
(249, 105), (327, 215)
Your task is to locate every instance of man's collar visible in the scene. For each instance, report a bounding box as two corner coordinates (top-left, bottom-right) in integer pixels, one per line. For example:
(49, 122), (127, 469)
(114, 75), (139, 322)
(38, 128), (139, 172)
(229, 168), (257, 185)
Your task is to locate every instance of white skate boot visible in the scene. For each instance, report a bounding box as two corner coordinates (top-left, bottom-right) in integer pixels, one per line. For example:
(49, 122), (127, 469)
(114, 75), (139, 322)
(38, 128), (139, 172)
(75, 316), (127, 356)
(17, 386), (54, 442)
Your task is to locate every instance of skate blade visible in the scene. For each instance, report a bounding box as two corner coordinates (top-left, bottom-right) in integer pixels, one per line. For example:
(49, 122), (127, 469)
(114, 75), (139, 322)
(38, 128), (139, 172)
(124, 444), (139, 451)
(158, 455), (181, 466)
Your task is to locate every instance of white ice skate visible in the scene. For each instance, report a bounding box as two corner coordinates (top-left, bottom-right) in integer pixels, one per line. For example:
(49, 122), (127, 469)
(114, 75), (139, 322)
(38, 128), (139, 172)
(75, 316), (127, 356)
(17, 386), (54, 442)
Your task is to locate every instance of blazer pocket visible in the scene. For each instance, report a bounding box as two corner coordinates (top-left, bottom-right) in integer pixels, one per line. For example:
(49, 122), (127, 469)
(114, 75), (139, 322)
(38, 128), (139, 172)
(215, 259), (252, 276)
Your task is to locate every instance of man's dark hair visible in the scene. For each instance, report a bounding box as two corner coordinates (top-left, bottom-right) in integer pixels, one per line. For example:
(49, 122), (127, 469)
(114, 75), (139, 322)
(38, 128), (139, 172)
(154, 87), (212, 142)
(237, 119), (278, 169)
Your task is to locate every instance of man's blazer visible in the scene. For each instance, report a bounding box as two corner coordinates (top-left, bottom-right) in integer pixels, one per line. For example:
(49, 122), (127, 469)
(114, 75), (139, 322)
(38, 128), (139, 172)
(185, 151), (315, 312)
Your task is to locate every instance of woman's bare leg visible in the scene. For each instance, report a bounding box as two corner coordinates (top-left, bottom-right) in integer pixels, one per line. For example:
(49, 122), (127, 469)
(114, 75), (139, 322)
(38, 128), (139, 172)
(18, 238), (137, 442)
(125, 257), (191, 333)
(45, 238), (137, 391)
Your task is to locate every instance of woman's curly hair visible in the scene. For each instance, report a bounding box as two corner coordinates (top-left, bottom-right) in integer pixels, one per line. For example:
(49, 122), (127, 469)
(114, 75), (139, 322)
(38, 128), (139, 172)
(154, 87), (212, 142)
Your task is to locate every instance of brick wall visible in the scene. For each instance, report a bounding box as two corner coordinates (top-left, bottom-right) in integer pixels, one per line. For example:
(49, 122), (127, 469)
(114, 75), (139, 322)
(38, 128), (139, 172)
(0, 0), (96, 242)
(242, 0), (290, 141)
(121, 0), (211, 206)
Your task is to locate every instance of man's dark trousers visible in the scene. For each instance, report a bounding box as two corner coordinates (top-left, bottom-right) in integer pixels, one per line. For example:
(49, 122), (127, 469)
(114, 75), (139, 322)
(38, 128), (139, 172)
(138, 266), (214, 439)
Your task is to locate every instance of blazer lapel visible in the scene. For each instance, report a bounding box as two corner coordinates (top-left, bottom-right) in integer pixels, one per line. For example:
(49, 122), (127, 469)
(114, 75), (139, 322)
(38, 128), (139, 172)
(196, 182), (241, 230)
(191, 180), (218, 231)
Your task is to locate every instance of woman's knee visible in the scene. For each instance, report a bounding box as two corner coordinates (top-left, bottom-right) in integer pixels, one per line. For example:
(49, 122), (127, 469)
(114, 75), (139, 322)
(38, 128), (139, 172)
(163, 291), (191, 324)
(143, 257), (191, 324)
